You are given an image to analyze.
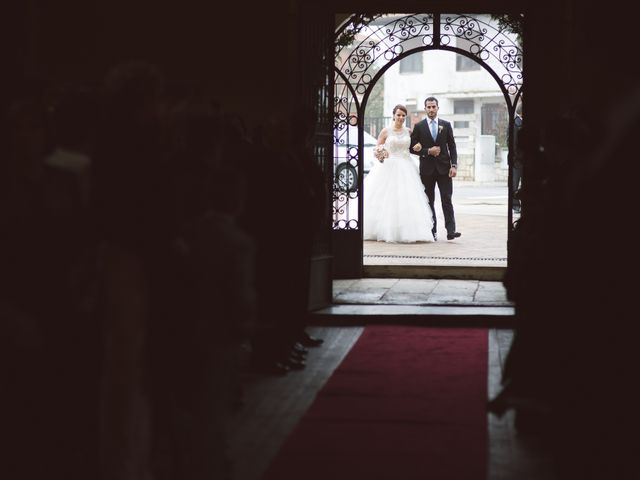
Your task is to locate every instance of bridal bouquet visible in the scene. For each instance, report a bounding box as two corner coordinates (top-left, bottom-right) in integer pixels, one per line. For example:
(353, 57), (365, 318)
(374, 145), (389, 162)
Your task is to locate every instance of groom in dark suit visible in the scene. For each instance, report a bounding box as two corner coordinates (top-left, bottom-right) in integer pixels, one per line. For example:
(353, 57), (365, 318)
(410, 96), (461, 240)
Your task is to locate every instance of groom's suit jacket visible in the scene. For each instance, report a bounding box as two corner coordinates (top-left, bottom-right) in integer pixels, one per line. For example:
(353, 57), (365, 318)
(410, 118), (458, 176)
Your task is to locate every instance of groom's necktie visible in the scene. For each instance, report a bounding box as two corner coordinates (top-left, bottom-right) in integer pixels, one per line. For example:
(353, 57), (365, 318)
(430, 120), (437, 141)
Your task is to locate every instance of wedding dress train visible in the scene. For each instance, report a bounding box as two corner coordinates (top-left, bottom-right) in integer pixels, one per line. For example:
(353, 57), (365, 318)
(363, 127), (434, 243)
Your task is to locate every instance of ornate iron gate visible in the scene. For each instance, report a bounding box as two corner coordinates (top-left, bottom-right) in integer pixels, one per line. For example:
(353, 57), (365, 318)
(332, 13), (523, 278)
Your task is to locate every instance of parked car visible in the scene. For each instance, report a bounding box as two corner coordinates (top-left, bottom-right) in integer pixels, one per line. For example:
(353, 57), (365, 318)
(333, 125), (378, 193)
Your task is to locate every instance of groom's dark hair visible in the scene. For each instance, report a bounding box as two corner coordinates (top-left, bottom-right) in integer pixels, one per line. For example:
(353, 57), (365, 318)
(424, 96), (439, 106)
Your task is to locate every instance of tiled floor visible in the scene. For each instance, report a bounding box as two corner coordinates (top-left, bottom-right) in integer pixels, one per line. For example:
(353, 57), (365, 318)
(332, 277), (513, 306)
(308, 278), (515, 327)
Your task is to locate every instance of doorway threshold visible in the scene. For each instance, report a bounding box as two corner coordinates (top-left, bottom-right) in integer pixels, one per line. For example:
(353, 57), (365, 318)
(311, 303), (514, 327)
(310, 277), (515, 327)
(364, 264), (506, 281)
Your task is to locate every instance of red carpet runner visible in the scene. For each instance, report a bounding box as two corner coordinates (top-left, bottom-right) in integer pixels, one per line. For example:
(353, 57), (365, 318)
(262, 326), (488, 480)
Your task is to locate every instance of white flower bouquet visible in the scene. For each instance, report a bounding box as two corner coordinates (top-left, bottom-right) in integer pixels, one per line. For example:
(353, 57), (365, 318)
(374, 145), (389, 162)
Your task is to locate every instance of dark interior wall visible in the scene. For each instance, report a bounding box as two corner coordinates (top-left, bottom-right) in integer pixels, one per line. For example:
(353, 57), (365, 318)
(3, 2), (101, 92)
(4, 0), (300, 128)
(7, 1), (633, 129)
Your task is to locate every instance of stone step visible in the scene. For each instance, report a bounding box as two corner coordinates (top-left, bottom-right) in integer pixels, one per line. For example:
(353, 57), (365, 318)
(310, 304), (515, 328)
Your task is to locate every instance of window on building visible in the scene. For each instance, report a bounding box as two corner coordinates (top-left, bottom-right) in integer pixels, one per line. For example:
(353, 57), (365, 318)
(454, 121), (470, 129)
(481, 103), (508, 146)
(456, 37), (481, 71)
(454, 99), (474, 114)
(405, 103), (420, 128)
(399, 54), (423, 74)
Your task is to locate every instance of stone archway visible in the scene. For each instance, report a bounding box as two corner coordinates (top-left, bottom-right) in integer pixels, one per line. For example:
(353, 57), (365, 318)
(332, 13), (523, 278)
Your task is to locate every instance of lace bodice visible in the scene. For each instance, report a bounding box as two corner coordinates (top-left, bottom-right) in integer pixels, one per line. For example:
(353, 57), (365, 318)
(385, 127), (411, 158)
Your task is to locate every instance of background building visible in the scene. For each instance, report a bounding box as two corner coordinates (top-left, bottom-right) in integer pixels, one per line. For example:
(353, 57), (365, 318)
(368, 13), (518, 182)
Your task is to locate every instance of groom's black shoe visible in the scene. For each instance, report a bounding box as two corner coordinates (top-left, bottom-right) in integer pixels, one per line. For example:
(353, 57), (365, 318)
(447, 232), (462, 240)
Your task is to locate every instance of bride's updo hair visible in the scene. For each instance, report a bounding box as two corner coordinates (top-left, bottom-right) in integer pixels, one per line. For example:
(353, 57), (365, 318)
(392, 104), (408, 115)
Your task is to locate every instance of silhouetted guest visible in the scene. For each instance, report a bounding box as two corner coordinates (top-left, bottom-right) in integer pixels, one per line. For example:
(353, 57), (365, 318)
(286, 105), (327, 349)
(238, 112), (312, 374)
(43, 85), (97, 214)
(490, 89), (640, 479)
(0, 96), (49, 222)
(1, 95), (52, 480)
(92, 60), (169, 480)
(147, 96), (256, 480)
(1, 92), (102, 479)
(511, 102), (524, 213)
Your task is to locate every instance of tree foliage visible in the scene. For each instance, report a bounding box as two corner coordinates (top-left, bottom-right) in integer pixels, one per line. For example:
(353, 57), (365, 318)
(335, 14), (384, 48)
(491, 14), (524, 47)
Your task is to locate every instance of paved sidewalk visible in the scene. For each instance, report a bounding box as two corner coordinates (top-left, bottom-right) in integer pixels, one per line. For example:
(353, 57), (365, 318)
(364, 182), (515, 268)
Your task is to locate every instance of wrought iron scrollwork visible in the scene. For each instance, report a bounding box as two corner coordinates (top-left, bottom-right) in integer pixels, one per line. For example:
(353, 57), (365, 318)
(441, 14), (523, 96)
(336, 14), (435, 95)
(332, 13), (523, 231)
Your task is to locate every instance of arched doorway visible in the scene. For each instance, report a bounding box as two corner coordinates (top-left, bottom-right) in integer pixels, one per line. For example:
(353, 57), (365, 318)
(332, 13), (523, 278)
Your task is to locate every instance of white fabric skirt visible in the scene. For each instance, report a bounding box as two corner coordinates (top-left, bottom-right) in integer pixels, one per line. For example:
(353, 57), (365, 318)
(363, 154), (434, 243)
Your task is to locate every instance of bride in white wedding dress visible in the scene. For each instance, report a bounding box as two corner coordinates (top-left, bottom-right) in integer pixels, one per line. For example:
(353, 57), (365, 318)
(363, 105), (435, 243)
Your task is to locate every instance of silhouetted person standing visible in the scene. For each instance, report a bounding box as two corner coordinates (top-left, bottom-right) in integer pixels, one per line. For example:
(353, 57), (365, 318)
(92, 60), (169, 480)
(512, 102), (524, 213)
(1, 89), (102, 480)
(490, 90), (640, 479)
(148, 96), (255, 480)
